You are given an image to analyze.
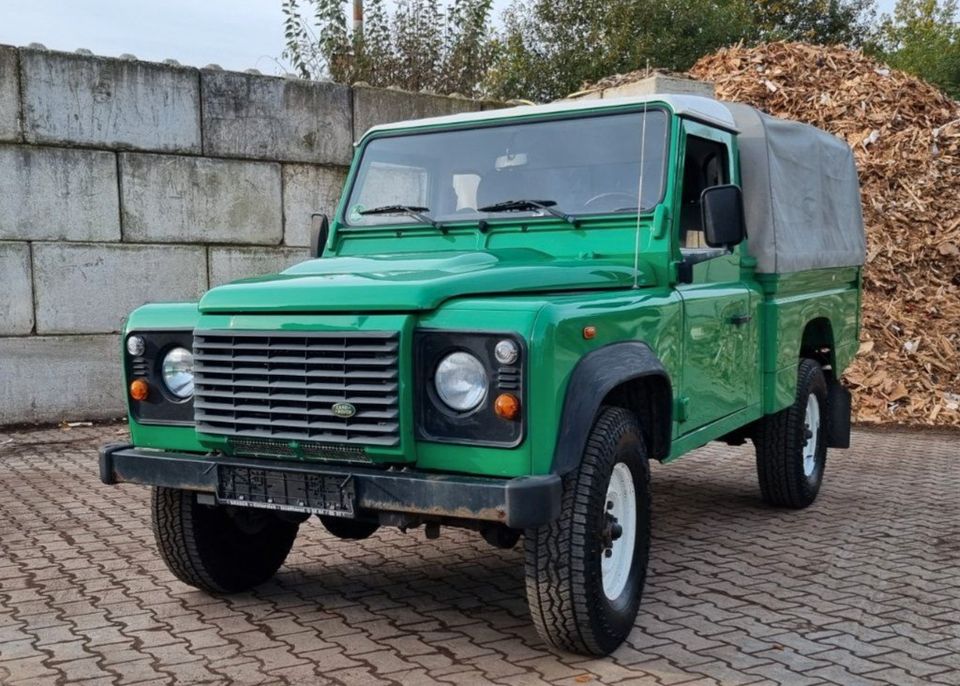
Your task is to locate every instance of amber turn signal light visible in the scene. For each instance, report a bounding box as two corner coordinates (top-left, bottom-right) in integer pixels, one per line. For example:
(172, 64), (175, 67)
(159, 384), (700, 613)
(129, 378), (149, 401)
(583, 325), (597, 339)
(494, 393), (520, 420)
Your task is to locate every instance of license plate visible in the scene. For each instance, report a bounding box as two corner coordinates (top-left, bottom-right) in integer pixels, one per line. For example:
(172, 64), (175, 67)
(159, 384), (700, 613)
(217, 465), (356, 518)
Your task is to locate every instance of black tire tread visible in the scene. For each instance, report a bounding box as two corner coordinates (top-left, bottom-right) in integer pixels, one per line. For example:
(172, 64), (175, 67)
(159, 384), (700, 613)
(524, 406), (650, 656)
(754, 358), (827, 509)
(151, 488), (298, 594)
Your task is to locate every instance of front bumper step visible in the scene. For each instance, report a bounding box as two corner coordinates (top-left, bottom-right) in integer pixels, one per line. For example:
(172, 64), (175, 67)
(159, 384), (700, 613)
(99, 444), (561, 529)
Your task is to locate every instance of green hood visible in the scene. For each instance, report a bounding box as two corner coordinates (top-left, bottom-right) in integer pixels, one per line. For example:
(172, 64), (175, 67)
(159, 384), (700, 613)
(198, 249), (650, 313)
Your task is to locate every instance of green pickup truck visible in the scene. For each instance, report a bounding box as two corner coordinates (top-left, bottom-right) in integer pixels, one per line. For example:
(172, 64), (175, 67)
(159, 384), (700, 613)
(100, 94), (865, 656)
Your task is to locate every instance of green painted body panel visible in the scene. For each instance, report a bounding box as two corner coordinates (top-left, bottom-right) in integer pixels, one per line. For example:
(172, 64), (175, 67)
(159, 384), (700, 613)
(198, 249), (649, 314)
(119, 100), (862, 483)
(756, 268), (861, 411)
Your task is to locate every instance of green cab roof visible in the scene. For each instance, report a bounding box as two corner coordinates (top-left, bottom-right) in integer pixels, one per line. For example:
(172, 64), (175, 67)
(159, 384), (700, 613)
(358, 94), (739, 142)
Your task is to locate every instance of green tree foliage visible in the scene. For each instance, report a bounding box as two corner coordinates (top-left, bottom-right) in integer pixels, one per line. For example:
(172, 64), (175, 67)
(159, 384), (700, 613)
(284, 0), (891, 103)
(281, 0), (496, 97)
(750, 0), (877, 46)
(877, 0), (960, 97)
(485, 0), (879, 101)
(486, 0), (753, 102)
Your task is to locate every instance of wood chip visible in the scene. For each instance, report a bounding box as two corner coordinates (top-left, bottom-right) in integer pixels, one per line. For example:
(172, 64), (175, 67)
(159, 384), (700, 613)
(686, 42), (960, 427)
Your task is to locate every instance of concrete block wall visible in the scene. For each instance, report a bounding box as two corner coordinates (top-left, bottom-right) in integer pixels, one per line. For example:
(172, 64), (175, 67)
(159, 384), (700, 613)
(0, 44), (494, 425)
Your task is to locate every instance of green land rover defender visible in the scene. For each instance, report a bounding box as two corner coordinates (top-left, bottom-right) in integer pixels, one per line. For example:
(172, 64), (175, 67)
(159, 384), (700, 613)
(100, 94), (865, 656)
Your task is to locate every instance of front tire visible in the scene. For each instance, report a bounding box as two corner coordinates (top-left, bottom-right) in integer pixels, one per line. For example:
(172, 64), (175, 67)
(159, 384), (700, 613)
(151, 487), (300, 594)
(524, 406), (651, 656)
(754, 358), (828, 508)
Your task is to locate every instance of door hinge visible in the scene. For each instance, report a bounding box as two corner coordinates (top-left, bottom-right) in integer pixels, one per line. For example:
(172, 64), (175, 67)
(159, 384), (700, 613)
(674, 396), (689, 422)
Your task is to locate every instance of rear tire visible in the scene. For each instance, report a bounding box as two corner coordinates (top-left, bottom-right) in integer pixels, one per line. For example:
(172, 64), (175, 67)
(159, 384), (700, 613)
(151, 487), (299, 593)
(754, 358), (828, 509)
(524, 406), (651, 656)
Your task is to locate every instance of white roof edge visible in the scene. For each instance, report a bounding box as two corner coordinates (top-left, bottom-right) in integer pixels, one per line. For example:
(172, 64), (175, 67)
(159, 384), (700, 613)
(358, 95), (738, 143)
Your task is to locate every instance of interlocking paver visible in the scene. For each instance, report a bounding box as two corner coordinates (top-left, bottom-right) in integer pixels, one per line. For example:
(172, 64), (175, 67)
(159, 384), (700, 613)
(1, 424), (959, 685)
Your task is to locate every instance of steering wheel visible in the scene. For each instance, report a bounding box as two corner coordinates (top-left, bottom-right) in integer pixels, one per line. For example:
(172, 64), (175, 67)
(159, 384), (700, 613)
(583, 192), (639, 210)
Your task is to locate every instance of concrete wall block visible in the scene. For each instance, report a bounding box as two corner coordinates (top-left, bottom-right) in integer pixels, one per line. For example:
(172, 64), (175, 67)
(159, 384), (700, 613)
(352, 87), (479, 141)
(208, 246), (309, 287)
(0, 144), (120, 241)
(33, 243), (207, 334)
(0, 242), (33, 335)
(120, 153), (282, 244)
(282, 164), (347, 247)
(20, 48), (201, 151)
(0, 335), (124, 424)
(202, 71), (353, 164)
(601, 76), (715, 99)
(0, 45), (20, 141)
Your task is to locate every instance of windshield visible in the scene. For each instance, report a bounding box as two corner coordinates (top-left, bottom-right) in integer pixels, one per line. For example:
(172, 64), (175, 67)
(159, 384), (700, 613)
(344, 110), (669, 227)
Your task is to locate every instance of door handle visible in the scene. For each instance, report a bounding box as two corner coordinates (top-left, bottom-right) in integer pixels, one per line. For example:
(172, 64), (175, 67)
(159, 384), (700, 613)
(730, 314), (752, 326)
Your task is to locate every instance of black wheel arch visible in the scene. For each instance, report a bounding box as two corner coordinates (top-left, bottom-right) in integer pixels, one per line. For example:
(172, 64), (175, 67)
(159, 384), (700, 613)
(552, 341), (672, 475)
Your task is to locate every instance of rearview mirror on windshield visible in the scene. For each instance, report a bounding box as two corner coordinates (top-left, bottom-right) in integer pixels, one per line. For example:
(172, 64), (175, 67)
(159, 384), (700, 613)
(495, 152), (528, 170)
(701, 185), (745, 249)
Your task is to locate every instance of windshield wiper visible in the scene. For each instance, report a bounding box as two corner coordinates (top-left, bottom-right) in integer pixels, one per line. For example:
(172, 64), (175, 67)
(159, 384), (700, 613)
(477, 199), (580, 228)
(358, 205), (444, 231)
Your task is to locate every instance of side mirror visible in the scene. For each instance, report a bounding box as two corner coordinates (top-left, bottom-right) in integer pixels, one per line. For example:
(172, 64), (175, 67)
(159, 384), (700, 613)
(309, 213), (329, 258)
(701, 185), (745, 249)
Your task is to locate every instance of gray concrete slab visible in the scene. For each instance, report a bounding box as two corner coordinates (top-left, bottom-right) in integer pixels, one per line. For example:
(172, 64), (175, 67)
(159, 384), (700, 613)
(0, 242), (33, 335)
(0, 45), (20, 141)
(0, 144), (120, 241)
(0, 335), (121, 423)
(208, 246), (309, 287)
(119, 153), (282, 244)
(281, 163), (347, 247)
(352, 86), (478, 141)
(202, 70), (353, 164)
(32, 242), (206, 334)
(20, 48), (201, 151)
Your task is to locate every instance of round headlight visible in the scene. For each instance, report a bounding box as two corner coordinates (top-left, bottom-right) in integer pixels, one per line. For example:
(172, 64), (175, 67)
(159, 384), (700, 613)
(161, 347), (194, 399)
(434, 352), (488, 411)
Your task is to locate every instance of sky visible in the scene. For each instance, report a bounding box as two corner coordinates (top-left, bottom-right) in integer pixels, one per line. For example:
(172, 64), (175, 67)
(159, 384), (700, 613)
(0, 0), (896, 76)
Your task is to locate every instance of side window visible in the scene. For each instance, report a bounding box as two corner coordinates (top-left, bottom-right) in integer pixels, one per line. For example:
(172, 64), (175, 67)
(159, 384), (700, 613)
(679, 136), (729, 249)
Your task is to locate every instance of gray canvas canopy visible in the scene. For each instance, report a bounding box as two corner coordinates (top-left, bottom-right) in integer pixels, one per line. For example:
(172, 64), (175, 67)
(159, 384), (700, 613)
(725, 103), (866, 274)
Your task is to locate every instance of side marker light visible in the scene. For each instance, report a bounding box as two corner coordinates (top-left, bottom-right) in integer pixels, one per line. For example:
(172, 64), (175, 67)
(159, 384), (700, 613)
(130, 378), (149, 401)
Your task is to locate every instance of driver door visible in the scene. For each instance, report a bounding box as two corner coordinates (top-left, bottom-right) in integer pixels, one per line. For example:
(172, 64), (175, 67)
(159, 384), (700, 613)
(675, 122), (757, 433)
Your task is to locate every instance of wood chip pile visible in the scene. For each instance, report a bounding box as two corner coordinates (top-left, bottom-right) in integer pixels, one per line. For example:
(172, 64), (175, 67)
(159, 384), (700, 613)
(687, 42), (960, 426)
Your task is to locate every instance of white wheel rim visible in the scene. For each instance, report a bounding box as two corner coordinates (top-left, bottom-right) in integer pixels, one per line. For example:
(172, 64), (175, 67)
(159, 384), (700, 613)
(601, 462), (637, 601)
(803, 394), (821, 478)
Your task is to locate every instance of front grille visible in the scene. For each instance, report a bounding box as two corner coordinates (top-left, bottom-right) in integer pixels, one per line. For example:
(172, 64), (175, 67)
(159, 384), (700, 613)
(193, 331), (400, 447)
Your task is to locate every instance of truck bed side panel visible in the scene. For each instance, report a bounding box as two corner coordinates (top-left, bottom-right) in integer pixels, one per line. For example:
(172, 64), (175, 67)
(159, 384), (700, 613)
(758, 267), (861, 413)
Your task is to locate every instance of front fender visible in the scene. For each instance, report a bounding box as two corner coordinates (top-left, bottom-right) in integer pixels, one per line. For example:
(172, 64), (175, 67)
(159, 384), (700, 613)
(551, 341), (672, 475)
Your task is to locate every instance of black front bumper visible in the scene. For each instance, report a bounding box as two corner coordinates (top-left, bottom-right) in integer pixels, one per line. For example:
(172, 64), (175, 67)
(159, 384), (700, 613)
(99, 444), (561, 529)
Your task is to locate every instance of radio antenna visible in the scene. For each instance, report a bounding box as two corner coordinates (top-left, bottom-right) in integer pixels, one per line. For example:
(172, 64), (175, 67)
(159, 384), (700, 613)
(633, 100), (648, 289)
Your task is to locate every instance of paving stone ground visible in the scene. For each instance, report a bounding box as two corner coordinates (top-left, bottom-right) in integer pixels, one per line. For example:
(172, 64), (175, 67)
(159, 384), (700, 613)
(0, 423), (958, 686)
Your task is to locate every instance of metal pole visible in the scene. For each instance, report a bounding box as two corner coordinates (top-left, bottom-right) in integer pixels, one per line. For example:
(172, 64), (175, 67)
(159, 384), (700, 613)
(353, 0), (363, 34)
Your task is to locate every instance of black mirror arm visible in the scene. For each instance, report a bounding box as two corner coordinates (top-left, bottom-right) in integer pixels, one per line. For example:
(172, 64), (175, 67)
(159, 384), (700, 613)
(310, 212), (330, 258)
(677, 247), (733, 284)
